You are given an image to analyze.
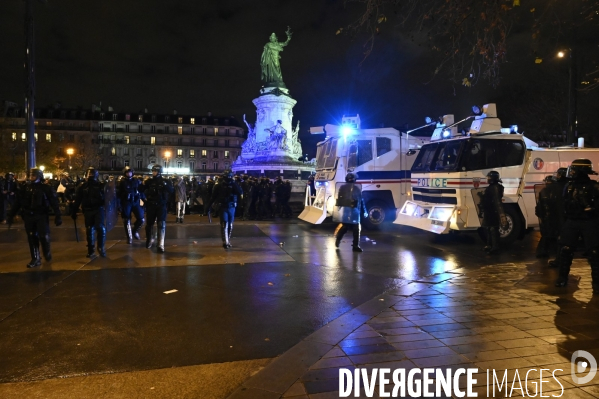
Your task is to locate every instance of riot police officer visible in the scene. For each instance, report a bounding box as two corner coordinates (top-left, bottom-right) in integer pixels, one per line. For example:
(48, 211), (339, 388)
(481, 170), (507, 254)
(208, 170), (242, 249)
(334, 173), (368, 252)
(71, 167), (107, 258)
(117, 166), (144, 244)
(554, 159), (599, 292)
(535, 175), (559, 258)
(143, 164), (174, 253)
(2, 172), (17, 223)
(8, 167), (62, 268)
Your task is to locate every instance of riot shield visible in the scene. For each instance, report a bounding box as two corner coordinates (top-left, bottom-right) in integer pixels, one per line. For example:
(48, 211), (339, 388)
(104, 178), (118, 232)
(470, 188), (486, 224)
(332, 182), (362, 224)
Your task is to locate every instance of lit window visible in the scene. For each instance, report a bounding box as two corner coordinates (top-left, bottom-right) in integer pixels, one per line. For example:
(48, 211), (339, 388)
(35, 133), (38, 142)
(178, 117), (183, 124)
(111, 147), (116, 156)
(190, 149), (195, 158)
(177, 149), (183, 157)
(21, 133), (26, 141)
(12, 132), (16, 141)
(201, 150), (207, 158)
(46, 133), (51, 142)
(138, 115), (143, 122)
(178, 126), (183, 134)
(46, 121), (52, 126)
(124, 136), (130, 144)
(190, 118), (195, 125)
(224, 151), (230, 159)
(214, 127), (219, 135)
(151, 137), (156, 145)
(34, 121), (38, 126)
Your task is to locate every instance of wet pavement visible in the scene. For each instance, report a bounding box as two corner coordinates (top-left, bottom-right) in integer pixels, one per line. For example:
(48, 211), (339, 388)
(1, 214), (597, 398)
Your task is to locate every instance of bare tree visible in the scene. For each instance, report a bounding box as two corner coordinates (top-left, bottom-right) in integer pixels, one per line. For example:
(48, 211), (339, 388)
(342, 0), (599, 88)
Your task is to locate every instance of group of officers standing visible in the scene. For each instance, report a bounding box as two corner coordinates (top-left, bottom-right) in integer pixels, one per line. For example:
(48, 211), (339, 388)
(5, 165), (297, 267)
(482, 158), (599, 294)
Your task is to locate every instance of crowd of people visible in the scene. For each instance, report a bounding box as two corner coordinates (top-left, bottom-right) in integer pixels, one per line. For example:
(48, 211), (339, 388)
(4, 159), (599, 297)
(1, 167), (297, 266)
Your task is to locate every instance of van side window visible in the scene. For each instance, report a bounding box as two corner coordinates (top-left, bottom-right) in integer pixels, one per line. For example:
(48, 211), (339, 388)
(462, 139), (524, 171)
(376, 137), (391, 157)
(357, 140), (373, 166)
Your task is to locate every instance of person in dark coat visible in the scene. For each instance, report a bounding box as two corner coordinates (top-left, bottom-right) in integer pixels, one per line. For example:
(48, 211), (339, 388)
(535, 175), (560, 258)
(480, 170), (507, 254)
(208, 170), (242, 249)
(71, 167), (107, 258)
(142, 164), (174, 253)
(2, 172), (17, 223)
(334, 173), (368, 252)
(117, 166), (144, 244)
(553, 159), (599, 292)
(8, 167), (62, 268)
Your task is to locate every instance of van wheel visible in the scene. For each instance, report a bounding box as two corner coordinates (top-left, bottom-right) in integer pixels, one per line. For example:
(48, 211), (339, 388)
(363, 201), (388, 230)
(477, 206), (522, 246)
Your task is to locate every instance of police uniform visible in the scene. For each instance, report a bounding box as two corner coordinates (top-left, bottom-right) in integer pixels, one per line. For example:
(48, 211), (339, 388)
(480, 170), (506, 254)
(208, 170), (242, 249)
(8, 168), (62, 267)
(535, 176), (559, 257)
(554, 159), (599, 292)
(334, 173), (367, 252)
(142, 164), (174, 253)
(71, 167), (107, 258)
(118, 166), (144, 244)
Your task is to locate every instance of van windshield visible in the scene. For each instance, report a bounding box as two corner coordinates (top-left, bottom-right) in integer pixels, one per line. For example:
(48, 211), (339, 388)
(315, 138), (338, 170)
(411, 138), (525, 173)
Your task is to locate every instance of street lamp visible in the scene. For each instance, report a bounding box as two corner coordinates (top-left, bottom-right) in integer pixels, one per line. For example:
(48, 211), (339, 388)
(164, 150), (171, 173)
(558, 48), (577, 145)
(66, 148), (74, 171)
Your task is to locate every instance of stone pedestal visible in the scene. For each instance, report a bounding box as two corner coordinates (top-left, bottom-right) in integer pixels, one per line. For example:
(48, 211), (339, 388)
(233, 86), (313, 185)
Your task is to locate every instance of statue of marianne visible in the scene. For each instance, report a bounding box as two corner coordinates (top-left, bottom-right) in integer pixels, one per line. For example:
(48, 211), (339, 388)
(260, 27), (292, 85)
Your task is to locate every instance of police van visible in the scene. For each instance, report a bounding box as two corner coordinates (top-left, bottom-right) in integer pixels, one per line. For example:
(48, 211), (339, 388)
(394, 103), (599, 243)
(299, 115), (433, 229)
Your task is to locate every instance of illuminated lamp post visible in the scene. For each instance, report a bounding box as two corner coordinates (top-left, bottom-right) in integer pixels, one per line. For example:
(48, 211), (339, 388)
(164, 150), (171, 174)
(66, 148), (74, 170)
(558, 49), (577, 145)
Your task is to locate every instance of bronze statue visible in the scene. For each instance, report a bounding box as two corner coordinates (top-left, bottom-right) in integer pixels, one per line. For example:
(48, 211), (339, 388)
(261, 27), (292, 85)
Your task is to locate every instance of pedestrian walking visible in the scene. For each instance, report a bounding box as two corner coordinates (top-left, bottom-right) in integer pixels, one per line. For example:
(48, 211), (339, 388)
(117, 166), (144, 244)
(174, 175), (187, 223)
(480, 170), (507, 254)
(7, 167), (62, 268)
(334, 173), (367, 252)
(553, 159), (599, 292)
(71, 167), (107, 258)
(208, 170), (242, 249)
(142, 164), (174, 253)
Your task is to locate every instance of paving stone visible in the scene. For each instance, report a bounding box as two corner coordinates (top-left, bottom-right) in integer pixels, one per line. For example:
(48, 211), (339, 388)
(384, 332), (434, 343)
(402, 346), (458, 359)
(412, 354), (470, 368)
(309, 356), (353, 370)
(461, 349), (520, 362)
(341, 343), (398, 356)
(339, 337), (389, 348)
(496, 337), (549, 349)
(344, 330), (381, 340)
(390, 339), (446, 351)
(282, 381), (307, 397)
(321, 347), (345, 358)
(349, 351), (406, 365)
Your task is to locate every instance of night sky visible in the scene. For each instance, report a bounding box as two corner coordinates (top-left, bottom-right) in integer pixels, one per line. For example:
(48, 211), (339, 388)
(1, 0), (594, 155)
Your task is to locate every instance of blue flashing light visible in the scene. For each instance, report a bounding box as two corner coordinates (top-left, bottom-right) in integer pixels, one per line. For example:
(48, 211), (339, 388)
(341, 126), (354, 137)
(511, 125), (518, 133)
(442, 129), (451, 138)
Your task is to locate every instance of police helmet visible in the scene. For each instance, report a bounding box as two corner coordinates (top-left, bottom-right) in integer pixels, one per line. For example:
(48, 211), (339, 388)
(543, 175), (554, 184)
(486, 170), (502, 183)
(345, 173), (357, 183)
(222, 169), (233, 179)
(123, 166), (134, 176)
(86, 167), (99, 180)
(567, 159), (597, 179)
(5, 172), (14, 180)
(29, 167), (43, 181)
(556, 167), (568, 179)
(151, 164), (163, 175)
